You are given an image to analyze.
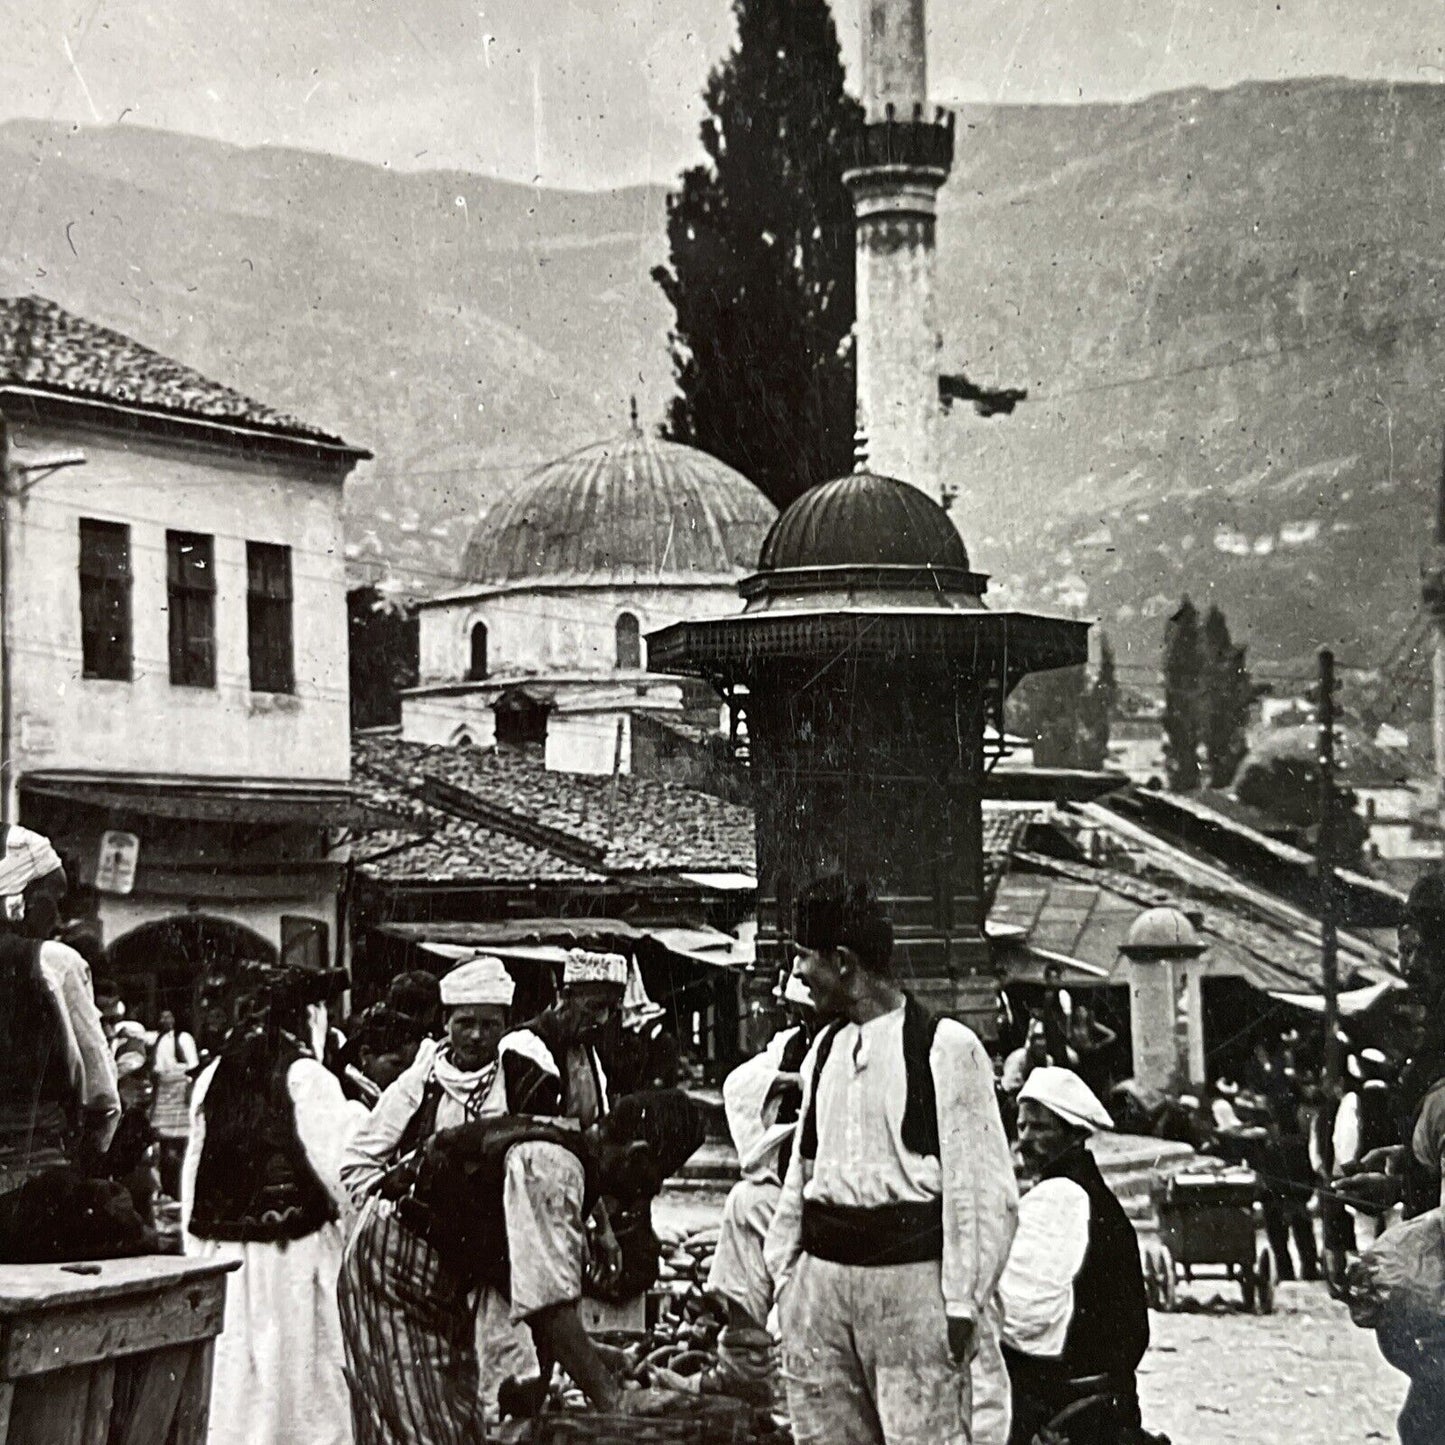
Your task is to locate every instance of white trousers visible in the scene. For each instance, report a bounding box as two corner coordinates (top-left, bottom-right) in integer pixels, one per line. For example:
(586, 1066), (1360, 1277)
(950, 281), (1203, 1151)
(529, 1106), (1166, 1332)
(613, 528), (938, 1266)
(707, 1178), (781, 1326)
(779, 1252), (974, 1445)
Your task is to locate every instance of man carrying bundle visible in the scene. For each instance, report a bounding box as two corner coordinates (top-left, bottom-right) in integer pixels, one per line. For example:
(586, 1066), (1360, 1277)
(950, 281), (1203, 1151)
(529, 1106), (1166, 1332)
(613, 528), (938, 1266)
(764, 875), (1019, 1445)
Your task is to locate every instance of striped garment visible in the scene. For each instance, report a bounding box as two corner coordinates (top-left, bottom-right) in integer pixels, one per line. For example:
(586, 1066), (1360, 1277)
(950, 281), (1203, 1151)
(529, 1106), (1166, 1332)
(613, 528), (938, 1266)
(338, 1196), (489, 1445)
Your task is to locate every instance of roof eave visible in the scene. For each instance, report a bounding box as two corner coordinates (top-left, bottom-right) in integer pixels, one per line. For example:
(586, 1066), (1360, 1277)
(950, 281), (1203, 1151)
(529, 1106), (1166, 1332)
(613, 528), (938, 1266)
(647, 610), (1089, 679)
(0, 384), (371, 467)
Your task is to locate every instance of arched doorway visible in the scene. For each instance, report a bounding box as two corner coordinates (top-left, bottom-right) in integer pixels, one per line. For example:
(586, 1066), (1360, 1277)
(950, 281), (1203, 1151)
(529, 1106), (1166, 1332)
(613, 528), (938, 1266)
(108, 915), (277, 1047)
(468, 621), (489, 680)
(615, 611), (642, 669)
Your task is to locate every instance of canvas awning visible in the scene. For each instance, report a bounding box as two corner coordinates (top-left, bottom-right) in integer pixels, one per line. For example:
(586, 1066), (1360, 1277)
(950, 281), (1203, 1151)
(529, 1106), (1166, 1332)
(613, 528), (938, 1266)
(375, 917), (753, 970)
(1266, 980), (1405, 1017)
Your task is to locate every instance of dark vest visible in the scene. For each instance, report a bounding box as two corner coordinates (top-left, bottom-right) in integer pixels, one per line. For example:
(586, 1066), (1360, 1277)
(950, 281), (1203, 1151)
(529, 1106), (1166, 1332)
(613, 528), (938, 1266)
(800, 994), (941, 1162)
(188, 1045), (337, 1244)
(1046, 1147), (1150, 1381)
(0, 936), (73, 1160)
(386, 1116), (594, 1291)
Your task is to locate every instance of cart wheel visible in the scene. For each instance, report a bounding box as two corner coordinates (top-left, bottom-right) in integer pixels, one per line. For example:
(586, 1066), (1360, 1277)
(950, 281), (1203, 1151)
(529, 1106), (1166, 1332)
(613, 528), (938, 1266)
(1150, 1243), (1176, 1312)
(1240, 1261), (1256, 1313)
(1256, 1248), (1275, 1315)
(1142, 1247), (1162, 1310)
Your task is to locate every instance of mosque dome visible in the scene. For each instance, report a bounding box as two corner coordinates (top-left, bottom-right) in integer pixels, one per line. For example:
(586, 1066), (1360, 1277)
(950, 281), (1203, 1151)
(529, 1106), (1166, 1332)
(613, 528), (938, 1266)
(758, 472), (970, 573)
(460, 428), (776, 587)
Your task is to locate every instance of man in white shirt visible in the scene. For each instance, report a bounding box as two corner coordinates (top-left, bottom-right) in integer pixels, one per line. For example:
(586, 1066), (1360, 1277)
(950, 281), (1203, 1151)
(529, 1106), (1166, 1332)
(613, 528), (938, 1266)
(764, 876), (1018, 1445)
(997, 1067), (1150, 1445)
(702, 969), (818, 1403)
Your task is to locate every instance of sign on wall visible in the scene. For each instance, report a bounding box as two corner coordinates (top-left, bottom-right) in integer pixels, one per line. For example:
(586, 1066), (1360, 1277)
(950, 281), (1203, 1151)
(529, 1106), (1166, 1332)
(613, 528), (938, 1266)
(95, 831), (140, 895)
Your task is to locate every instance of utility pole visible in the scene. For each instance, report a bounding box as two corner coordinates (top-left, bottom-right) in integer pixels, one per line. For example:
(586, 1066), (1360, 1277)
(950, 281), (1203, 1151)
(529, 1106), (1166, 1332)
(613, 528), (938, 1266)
(1316, 647), (1341, 1160)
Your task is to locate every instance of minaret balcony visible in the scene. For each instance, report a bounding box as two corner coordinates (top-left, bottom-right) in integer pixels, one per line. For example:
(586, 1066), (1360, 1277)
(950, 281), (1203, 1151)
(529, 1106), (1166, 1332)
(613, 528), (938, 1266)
(845, 104), (955, 176)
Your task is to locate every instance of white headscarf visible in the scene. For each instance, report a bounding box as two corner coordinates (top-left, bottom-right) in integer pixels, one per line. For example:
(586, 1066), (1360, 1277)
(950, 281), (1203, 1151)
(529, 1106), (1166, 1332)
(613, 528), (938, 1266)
(1017, 1066), (1114, 1134)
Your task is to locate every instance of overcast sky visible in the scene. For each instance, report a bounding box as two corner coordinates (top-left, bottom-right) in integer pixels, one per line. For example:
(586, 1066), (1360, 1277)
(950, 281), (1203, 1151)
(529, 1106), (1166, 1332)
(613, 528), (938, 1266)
(5, 0), (1442, 189)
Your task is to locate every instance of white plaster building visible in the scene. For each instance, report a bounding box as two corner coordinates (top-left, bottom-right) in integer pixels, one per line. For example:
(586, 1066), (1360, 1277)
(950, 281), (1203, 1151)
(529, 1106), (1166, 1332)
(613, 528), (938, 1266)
(403, 423), (775, 774)
(0, 295), (371, 1025)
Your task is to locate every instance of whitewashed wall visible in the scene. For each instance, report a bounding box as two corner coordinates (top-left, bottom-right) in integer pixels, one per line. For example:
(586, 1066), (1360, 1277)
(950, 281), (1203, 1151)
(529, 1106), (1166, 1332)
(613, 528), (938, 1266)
(7, 420), (351, 788)
(417, 580), (743, 683)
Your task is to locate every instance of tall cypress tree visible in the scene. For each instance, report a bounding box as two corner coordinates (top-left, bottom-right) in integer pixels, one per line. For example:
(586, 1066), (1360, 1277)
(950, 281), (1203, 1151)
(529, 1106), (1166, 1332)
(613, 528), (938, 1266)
(1076, 633), (1118, 769)
(1200, 605), (1259, 788)
(652, 0), (861, 510)
(1162, 598), (1202, 791)
(348, 586), (419, 730)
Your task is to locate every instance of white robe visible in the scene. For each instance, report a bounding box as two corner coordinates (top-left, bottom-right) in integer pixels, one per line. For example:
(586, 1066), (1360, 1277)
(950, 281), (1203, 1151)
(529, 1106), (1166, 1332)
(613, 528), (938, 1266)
(183, 1056), (367, 1445)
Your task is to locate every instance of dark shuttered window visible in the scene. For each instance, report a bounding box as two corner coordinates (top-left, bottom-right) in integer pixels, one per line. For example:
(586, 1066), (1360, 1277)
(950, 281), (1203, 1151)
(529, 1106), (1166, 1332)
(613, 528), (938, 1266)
(78, 519), (132, 681)
(167, 531), (215, 688)
(247, 542), (295, 694)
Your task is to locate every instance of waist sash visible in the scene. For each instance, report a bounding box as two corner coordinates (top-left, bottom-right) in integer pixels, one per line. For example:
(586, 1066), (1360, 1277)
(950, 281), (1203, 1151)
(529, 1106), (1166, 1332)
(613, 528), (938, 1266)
(801, 1197), (944, 1267)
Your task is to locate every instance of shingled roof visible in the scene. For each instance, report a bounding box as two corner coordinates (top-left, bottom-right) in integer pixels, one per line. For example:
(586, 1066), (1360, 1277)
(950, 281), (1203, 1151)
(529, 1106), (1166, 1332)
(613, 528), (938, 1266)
(352, 733), (756, 880)
(0, 295), (362, 451)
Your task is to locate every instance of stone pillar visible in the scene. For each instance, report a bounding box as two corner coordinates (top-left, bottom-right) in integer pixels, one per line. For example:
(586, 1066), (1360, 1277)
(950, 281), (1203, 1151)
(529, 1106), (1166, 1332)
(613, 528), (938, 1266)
(844, 0), (953, 505)
(1127, 957), (1182, 1096)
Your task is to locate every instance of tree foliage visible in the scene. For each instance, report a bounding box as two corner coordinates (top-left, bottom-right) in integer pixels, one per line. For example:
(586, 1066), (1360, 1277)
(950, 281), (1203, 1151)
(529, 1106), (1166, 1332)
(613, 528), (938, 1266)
(348, 587), (418, 730)
(1233, 752), (1370, 867)
(1200, 605), (1263, 789)
(1006, 634), (1117, 769)
(652, 0), (861, 510)
(1162, 598), (1202, 791)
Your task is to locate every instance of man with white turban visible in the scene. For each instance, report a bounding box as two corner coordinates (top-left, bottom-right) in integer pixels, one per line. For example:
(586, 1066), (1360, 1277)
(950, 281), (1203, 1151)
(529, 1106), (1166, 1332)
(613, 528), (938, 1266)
(0, 827), (118, 1196)
(341, 954), (525, 1443)
(998, 1067), (1151, 1445)
(497, 949), (627, 1125)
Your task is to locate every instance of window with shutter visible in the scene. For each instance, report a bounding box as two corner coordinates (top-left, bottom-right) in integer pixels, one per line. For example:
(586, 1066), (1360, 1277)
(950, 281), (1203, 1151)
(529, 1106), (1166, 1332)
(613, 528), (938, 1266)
(167, 531), (216, 687)
(78, 519), (132, 681)
(247, 542), (295, 694)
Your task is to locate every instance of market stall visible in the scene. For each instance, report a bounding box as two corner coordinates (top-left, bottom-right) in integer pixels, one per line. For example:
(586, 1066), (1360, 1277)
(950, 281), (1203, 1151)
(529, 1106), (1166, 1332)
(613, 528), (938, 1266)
(0, 1255), (235, 1444)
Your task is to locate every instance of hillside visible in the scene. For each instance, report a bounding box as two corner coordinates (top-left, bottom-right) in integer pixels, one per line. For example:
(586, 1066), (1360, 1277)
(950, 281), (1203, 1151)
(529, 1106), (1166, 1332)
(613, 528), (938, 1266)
(1, 78), (1440, 701)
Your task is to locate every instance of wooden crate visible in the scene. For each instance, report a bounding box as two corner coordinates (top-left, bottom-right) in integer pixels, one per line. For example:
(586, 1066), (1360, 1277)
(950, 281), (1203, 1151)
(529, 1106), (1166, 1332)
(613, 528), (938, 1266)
(0, 1255), (236, 1445)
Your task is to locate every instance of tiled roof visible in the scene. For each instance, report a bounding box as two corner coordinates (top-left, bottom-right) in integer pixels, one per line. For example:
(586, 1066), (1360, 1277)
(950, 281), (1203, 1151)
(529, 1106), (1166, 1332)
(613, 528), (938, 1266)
(0, 295), (357, 448)
(980, 805), (1048, 899)
(357, 816), (604, 884)
(352, 733), (755, 877)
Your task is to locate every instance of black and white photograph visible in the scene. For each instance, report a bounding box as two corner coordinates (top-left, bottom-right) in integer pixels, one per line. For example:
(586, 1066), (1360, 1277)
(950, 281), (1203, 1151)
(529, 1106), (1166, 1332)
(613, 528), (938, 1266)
(0, 1), (1441, 1441)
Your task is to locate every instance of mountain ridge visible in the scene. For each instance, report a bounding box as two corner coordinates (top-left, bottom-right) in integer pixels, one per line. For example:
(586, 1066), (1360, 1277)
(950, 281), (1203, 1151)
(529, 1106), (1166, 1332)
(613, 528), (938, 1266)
(1, 77), (1438, 717)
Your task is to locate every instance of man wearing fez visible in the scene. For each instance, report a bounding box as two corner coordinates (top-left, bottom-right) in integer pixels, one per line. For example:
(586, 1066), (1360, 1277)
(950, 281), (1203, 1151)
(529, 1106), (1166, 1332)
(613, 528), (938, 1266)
(997, 1067), (1151, 1445)
(765, 876), (1019, 1445)
(0, 826), (119, 1195)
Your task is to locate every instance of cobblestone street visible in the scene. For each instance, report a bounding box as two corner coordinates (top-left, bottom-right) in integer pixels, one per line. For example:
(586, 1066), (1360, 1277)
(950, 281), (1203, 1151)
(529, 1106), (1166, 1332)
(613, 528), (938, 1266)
(1139, 1280), (1403, 1444)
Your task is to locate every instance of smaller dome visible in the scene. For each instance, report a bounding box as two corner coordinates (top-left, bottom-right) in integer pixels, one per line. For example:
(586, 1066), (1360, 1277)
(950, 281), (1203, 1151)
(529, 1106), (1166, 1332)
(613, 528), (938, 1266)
(1120, 906), (1207, 961)
(759, 472), (969, 572)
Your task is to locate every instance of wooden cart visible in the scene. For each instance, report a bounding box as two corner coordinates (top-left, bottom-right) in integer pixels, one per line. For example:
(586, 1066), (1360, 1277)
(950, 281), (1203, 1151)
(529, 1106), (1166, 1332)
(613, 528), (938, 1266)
(0, 1255), (236, 1445)
(1147, 1166), (1274, 1314)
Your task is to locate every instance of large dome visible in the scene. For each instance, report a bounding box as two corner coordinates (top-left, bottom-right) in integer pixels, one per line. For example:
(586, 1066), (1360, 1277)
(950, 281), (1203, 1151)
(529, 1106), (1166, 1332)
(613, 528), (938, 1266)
(759, 472), (970, 572)
(461, 430), (776, 587)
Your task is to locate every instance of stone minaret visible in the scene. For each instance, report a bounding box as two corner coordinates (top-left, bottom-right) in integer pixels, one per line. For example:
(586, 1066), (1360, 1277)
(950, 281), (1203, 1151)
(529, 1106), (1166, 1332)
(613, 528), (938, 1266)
(1423, 437), (1445, 812)
(844, 0), (954, 503)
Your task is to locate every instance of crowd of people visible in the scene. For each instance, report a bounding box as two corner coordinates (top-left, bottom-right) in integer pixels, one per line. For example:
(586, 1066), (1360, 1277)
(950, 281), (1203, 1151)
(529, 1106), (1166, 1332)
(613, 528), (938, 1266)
(5, 813), (1445, 1445)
